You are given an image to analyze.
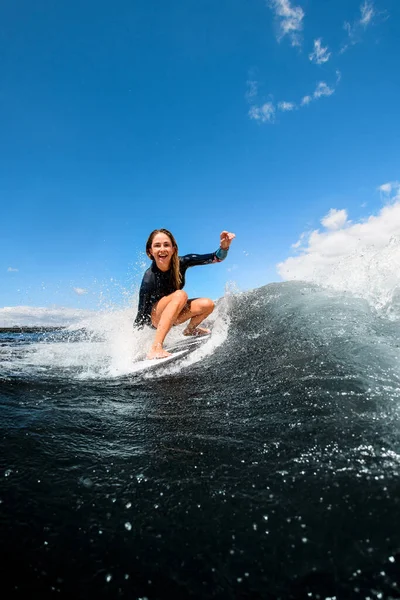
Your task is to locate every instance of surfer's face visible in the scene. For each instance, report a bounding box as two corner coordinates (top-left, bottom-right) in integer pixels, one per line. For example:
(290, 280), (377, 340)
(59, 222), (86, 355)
(149, 232), (175, 271)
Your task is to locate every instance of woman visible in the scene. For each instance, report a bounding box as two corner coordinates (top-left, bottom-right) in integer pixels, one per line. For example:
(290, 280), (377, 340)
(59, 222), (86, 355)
(135, 229), (235, 359)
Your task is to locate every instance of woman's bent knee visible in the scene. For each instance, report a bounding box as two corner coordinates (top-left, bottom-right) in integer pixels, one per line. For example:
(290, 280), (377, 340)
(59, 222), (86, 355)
(200, 298), (214, 312)
(207, 299), (215, 312)
(173, 290), (188, 304)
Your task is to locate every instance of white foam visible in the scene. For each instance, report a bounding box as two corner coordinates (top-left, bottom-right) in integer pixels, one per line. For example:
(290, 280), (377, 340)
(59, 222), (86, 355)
(6, 296), (231, 381)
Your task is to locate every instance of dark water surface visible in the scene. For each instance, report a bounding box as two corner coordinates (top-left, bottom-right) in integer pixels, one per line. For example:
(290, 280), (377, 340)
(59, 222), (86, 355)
(1, 283), (400, 599)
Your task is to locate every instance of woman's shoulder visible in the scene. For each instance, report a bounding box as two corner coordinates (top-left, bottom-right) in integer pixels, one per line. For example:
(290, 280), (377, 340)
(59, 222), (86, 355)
(141, 263), (157, 283)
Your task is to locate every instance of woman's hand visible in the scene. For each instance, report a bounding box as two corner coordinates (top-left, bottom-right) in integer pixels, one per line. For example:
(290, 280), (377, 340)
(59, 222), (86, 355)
(220, 231), (236, 250)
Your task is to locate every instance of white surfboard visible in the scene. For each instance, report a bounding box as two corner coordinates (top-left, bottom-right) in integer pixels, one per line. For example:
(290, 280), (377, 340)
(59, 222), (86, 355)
(131, 349), (191, 373)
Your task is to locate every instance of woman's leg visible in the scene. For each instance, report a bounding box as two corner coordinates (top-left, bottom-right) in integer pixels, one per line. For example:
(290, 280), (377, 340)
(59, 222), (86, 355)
(147, 290), (189, 359)
(174, 298), (215, 336)
(147, 294), (215, 358)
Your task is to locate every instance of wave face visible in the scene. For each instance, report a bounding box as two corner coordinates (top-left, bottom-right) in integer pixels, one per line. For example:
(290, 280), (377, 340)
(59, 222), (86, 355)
(1, 281), (400, 599)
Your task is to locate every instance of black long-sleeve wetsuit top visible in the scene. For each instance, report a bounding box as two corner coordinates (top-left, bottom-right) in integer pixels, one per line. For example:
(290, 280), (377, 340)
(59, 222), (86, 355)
(134, 248), (228, 328)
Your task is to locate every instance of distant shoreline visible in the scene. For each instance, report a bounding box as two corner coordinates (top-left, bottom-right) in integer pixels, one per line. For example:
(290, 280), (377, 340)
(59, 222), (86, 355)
(0, 326), (66, 333)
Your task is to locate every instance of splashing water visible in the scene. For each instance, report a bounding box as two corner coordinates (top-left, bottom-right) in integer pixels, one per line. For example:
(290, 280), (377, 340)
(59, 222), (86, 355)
(278, 199), (400, 318)
(2, 297), (231, 381)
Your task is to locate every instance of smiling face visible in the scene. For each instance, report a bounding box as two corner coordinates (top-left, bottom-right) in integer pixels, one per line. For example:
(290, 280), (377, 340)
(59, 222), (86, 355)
(148, 232), (176, 271)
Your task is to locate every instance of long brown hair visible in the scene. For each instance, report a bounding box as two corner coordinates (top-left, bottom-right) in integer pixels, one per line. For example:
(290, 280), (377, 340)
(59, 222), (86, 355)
(145, 229), (182, 290)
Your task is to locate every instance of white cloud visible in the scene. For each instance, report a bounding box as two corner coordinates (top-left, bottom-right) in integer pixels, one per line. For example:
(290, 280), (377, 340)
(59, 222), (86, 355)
(341, 1), (377, 52)
(248, 76), (337, 125)
(378, 181), (400, 195)
(278, 101), (296, 111)
(309, 39), (331, 64)
(292, 231), (307, 249)
(247, 55), (339, 125)
(301, 95), (312, 106)
(360, 0), (375, 26)
(313, 81), (335, 99)
(246, 79), (258, 101)
(301, 81), (336, 107)
(246, 77), (277, 124)
(341, 23), (355, 53)
(268, 0), (305, 46)
(277, 184), (400, 309)
(73, 287), (88, 295)
(321, 208), (349, 230)
(343, 21), (355, 43)
(248, 102), (276, 123)
(7, 267), (19, 272)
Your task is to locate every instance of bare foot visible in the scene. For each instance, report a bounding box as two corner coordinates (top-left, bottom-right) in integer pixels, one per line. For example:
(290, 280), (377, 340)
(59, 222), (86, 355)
(183, 326), (211, 337)
(146, 345), (172, 360)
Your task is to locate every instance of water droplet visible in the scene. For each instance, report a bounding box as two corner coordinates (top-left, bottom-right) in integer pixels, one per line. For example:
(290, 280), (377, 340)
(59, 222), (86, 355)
(80, 477), (93, 488)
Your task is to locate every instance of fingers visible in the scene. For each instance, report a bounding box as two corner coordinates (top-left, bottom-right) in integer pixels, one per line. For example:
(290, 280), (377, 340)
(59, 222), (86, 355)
(220, 231), (236, 242)
(219, 231), (236, 250)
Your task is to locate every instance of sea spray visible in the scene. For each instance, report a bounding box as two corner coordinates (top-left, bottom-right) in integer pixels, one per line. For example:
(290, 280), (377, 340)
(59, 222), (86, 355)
(279, 198), (400, 318)
(1, 294), (232, 380)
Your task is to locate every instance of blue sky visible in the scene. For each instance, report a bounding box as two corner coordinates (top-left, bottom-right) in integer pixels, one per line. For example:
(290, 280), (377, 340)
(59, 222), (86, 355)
(1, 0), (399, 312)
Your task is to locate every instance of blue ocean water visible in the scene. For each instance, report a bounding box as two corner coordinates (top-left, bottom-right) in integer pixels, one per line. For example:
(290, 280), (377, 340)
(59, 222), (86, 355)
(1, 281), (399, 599)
